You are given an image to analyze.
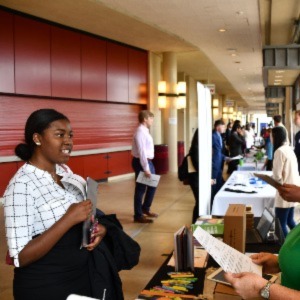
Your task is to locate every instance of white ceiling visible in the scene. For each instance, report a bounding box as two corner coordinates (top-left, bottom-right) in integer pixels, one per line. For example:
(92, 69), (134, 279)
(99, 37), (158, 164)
(0, 0), (299, 111)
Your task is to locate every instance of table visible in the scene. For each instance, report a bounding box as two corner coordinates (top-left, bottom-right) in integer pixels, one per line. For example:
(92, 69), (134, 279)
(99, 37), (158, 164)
(142, 220), (282, 298)
(212, 171), (276, 217)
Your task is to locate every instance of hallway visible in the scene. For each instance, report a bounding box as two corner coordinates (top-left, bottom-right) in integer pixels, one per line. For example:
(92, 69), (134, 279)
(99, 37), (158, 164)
(0, 173), (195, 300)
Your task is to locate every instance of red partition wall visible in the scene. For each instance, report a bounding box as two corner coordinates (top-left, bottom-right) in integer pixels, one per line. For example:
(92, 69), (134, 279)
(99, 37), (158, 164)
(107, 42), (129, 103)
(51, 26), (81, 99)
(129, 48), (148, 104)
(0, 7), (148, 194)
(81, 35), (107, 101)
(0, 10), (14, 93)
(15, 16), (51, 96)
(0, 95), (142, 156)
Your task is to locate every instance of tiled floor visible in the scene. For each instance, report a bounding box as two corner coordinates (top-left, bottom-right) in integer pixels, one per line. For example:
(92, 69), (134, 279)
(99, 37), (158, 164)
(0, 173), (194, 300)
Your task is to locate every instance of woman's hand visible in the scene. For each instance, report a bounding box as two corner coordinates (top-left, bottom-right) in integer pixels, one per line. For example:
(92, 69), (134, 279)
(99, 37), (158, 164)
(64, 200), (92, 226)
(86, 222), (107, 251)
(278, 184), (300, 202)
(250, 252), (280, 274)
(224, 272), (267, 299)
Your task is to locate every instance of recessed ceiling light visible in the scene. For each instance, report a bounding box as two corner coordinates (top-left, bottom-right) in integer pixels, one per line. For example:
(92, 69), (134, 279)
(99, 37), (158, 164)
(231, 53), (237, 57)
(275, 70), (285, 73)
(274, 82), (282, 85)
(275, 75), (283, 78)
(238, 68), (243, 71)
(219, 28), (226, 32)
(274, 79), (282, 82)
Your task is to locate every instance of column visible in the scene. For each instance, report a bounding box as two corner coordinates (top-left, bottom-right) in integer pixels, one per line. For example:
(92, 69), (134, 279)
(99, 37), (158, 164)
(162, 52), (178, 172)
(148, 52), (162, 144)
(285, 86), (292, 145)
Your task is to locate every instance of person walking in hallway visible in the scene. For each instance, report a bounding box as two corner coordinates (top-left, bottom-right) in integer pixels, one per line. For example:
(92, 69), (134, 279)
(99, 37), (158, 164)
(211, 120), (229, 208)
(132, 110), (158, 223)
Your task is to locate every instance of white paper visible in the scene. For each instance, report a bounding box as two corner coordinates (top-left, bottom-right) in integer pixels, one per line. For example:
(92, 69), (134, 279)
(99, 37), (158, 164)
(136, 172), (160, 187)
(193, 226), (262, 276)
(230, 155), (243, 161)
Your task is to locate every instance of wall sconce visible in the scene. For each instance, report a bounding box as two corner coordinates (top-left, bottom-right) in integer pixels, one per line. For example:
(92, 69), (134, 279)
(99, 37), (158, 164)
(213, 108), (219, 118)
(158, 81), (186, 109)
(212, 99), (219, 108)
(228, 107), (234, 113)
(223, 107), (228, 113)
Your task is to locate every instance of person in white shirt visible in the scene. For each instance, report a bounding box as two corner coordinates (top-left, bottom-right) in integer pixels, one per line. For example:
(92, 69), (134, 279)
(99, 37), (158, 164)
(244, 123), (254, 151)
(132, 110), (158, 223)
(272, 126), (299, 237)
(4, 109), (106, 300)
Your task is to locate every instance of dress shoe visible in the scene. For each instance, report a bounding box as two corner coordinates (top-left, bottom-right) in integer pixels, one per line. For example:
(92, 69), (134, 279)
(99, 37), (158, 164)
(142, 210), (159, 218)
(134, 216), (153, 223)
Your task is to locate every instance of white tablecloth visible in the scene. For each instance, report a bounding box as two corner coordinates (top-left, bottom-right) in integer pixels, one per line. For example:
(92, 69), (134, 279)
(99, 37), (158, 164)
(237, 156), (265, 171)
(211, 171), (276, 217)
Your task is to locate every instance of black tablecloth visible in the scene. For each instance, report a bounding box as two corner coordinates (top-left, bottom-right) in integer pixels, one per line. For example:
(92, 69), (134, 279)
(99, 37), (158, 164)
(143, 217), (283, 296)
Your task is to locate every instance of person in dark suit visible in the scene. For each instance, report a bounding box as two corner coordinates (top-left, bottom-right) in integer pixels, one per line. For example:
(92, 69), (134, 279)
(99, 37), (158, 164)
(228, 122), (245, 174)
(211, 120), (229, 208)
(189, 129), (199, 223)
(294, 110), (300, 174)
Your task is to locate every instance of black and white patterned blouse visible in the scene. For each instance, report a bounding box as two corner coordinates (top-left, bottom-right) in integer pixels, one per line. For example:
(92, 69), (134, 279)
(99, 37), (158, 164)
(4, 163), (86, 267)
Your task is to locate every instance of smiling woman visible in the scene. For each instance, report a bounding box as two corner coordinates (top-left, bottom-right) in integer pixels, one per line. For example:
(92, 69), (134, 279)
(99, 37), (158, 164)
(3, 109), (107, 300)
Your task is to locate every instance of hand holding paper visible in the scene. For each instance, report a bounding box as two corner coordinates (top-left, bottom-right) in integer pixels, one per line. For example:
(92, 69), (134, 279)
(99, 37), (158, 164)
(193, 226), (262, 276)
(136, 171), (160, 187)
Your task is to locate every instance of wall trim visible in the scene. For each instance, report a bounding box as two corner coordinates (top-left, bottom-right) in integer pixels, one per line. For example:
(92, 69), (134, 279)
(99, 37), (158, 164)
(0, 146), (132, 163)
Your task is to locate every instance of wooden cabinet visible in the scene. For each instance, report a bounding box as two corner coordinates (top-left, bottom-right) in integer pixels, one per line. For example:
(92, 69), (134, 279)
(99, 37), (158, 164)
(107, 42), (129, 103)
(108, 151), (132, 176)
(83, 154), (108, 180)
(67, 156), (85, 178)
(51, 27), (81, 98)
(0, 10), (14, 93)
(129, 48), (148, 104)
(15, 16), (51, 96)
(81, 35), (107, 101)
(0, 162), (18, 196)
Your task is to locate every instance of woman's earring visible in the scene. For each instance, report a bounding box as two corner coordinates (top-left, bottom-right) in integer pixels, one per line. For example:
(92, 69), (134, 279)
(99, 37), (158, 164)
(35, 142), (41, 146)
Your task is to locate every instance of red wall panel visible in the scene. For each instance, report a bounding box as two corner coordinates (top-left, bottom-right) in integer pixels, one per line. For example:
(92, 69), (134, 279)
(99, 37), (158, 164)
(0, 95), (144, 156)
(0, 10), (14, 93)
(108, 151), (132, 176)
(107, 42), (129, 103)
(51, 27), (81, 98)
(83, 154), (108, 180)
(0, 162), (18, 196)
(81, 35), (107, 101)
(129, 49), (148, 104)
(15, 16), (51, 96)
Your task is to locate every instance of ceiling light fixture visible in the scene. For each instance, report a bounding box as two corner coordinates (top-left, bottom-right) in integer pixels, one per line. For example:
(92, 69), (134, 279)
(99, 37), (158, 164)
(274, 82), (282, 85)
(219, 28), (226, 32)
(238, 68), (243, 71)
(274, 79), (282, 82)
(275, 70), (285, 74)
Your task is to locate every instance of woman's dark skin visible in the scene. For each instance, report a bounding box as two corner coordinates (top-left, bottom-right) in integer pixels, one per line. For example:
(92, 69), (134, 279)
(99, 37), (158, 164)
(18, 119), (106, 267)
